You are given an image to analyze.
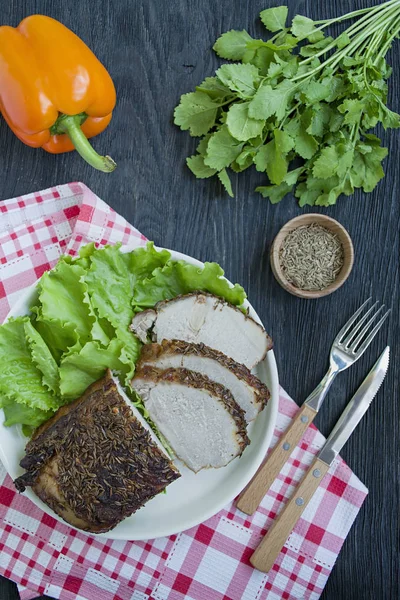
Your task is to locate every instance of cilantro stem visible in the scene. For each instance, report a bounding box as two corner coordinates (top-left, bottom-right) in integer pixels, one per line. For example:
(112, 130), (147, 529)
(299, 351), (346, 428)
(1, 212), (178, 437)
(356, 36), (373, 58)
(312, 0), (400, 25)
(296, 4), (400, 80)
(373, 15), (400, 64)
(278, 102), (301, 131)
(297, 1), (400, 72)
(331, 4), (400, 70)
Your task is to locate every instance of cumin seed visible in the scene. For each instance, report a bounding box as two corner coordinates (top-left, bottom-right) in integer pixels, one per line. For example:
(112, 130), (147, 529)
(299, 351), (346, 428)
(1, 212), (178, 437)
(279, 223), (344, 291)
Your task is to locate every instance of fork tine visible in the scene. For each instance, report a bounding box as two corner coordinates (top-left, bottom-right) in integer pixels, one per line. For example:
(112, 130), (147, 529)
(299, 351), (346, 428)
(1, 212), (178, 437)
(352, 309), (391, 356)
(349, 305), (385, 350)
(334, 297), (372, 344)
(344, 302), (381, 348)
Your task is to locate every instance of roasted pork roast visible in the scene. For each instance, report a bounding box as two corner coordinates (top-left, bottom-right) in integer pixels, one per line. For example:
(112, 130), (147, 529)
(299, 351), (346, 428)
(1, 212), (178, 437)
(138, 340), (270, 421)
(14, 370), (180, 533)
(132, 366), (250, 472)
(131, 293), (272, 369)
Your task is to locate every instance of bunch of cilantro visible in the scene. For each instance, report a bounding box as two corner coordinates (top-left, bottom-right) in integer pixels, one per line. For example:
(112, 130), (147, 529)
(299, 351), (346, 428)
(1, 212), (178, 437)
(0, 243), (245, 435)
(174, 1), (400, 206)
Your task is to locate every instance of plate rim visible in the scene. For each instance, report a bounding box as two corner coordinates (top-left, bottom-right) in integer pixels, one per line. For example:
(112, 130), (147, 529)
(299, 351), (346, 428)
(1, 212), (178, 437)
(0, 244), (279, 540)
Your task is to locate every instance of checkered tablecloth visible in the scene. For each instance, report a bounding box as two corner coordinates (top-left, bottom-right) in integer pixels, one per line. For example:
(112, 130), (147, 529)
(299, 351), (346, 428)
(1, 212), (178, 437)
(0, 183), (368, 600)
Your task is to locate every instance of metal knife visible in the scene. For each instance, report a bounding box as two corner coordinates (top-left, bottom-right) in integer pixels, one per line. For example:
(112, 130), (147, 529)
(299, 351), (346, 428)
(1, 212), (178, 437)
(250, 347), (390, 573)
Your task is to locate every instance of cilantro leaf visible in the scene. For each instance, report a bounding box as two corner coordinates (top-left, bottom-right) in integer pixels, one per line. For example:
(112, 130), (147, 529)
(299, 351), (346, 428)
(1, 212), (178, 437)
(256, 182), (293, 203)
(302, 80), (331, 104)
(336, 32), (351, 49)
(250, 79), (299, 122)
(216, 63), (260, 97)
(196, 77), (233, 100)
(256, 167), (303, 203)
(204, 125), (244, 169)
(284, 167), (305, 185)
(226, 103), (265, 141)
(351, 144), (388, 192)
(174, 92), (219, 136)
(291, 15), (324, 42)
(312, 145), (339, 178)
(246, 39), (294, 53)
(196, 134), (212, 155)
(273, 80), (300, 119)
(255, 130), (294, 184)
(242, 45), (275, 76)
(300, 37), (334, 57)
(336, 143), (355, 178)
(284, 116), (318, 159)
(267, 61), (284, 79)
(187, 155), (218, 178)
(275, 128), (295, 154)
(380, 106), (400, 129)
(260, 7), (288, 32)
(248, 84), (281, 120)
(234, 147), (256, 170)
(338, 98), (365, 125)
(305, 105), (333, 137)
(213, 30), (253, 60)
(296, 175), (340, 206)
(218, 169), (234, 197)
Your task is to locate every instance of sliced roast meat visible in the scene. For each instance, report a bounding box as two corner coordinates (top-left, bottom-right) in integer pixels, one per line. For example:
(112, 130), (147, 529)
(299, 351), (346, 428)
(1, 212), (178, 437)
(14, 370), (180, 533)
(131, 293), (272, 369)
(138, 340), (270, 422)
(132, 366), (250, 472)
(132, 309), (157, 343)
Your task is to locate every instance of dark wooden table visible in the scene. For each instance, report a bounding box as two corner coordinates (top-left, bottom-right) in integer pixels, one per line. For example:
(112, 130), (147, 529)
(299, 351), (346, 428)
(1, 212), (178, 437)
(0, 0), (399, 598)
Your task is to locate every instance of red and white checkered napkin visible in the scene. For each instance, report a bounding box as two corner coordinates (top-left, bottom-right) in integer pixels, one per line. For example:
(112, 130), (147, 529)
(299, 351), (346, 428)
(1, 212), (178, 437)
(0, 183), (368, 600)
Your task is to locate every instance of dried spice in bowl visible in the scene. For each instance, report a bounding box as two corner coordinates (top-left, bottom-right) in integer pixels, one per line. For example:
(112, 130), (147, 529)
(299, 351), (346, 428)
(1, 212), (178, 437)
(279, 223), (344, 292)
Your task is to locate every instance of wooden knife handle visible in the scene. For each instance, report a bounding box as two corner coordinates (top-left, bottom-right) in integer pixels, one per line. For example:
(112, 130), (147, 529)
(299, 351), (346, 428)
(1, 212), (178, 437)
(236, 404), (317, 515)
(250, 456), (330, 573)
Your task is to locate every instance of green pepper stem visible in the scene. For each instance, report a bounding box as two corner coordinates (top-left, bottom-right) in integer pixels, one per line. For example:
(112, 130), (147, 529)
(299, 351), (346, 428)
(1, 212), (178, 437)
(58, 115), (116, 173)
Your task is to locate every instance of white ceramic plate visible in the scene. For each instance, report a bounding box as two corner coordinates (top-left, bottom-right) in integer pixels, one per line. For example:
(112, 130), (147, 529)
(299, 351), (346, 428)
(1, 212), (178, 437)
(0, 247), (279, 540)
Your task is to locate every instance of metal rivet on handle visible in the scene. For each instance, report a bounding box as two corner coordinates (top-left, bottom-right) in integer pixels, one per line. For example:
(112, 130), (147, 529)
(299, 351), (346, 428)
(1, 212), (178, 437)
(313, 469), (321, 478)
(295, 497), (304, 506)
(282, 442), (290, 451)
(301, 415), (309, 423)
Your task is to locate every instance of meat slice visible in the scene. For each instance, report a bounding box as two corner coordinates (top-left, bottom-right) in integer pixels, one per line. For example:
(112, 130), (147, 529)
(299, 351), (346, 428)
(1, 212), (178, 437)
(131, 293), (272, 369)
(132, 366), (250, 473)
(138, 340), (270, 422)
(132, 309), (157, 343)
(14, 370), (180, 533)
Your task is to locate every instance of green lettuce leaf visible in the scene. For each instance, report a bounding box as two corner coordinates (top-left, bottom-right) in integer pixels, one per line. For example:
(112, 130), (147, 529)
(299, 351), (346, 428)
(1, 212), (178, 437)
(132, 260), (246, 309)
(0, 318), (60, 411)
(32, 311), (79, 363)
(84, 243), (133, 329)
(84, 242), (171, 330)
(24, 319), (60, 394)
(59, 339), (127, 400)
(124, 242), (171, 288)
(38, 261), (93, 346)
(115, 328), (142, 384)
(37, 258), (112, 354)
(1, 396), (53, 428)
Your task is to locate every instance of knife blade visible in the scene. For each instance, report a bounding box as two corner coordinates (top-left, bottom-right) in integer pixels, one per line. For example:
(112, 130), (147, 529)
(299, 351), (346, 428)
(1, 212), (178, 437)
(318, 346), (390, 466)
(250, 346), (390, 573)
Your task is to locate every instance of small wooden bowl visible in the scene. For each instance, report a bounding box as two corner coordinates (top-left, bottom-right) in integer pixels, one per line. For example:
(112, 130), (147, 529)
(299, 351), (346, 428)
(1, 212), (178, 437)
(270, 214), (354, 299)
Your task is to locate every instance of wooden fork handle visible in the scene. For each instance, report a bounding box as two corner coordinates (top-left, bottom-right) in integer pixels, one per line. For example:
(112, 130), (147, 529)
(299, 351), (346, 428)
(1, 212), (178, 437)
(250, 456), (330, 573)
(236, 404), (317, 515)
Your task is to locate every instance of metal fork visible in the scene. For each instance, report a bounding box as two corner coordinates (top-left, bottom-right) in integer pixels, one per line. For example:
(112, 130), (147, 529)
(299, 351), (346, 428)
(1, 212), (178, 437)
(236, 298), (390, 516)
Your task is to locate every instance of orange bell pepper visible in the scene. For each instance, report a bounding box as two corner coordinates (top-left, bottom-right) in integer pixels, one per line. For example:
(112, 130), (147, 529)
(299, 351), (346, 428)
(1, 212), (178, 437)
(0, 15), (116, 172)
